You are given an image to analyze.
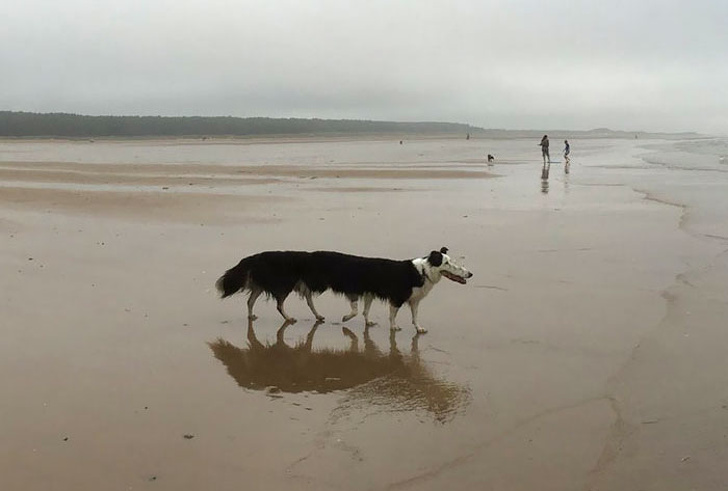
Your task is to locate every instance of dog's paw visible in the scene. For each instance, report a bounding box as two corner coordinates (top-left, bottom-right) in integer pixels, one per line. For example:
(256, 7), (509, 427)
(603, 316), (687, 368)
(415, 326), (428, 334)
(342, 313), (356, 322)
(390, 325), (402, 332)
(365, 320), (378, 327)
(248, 314), (258, 321)
(316, 315), (325, 321)
(287, 317), (298, 324)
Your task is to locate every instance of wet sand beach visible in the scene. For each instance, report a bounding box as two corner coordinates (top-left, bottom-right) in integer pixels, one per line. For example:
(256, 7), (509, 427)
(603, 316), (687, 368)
(2, 136), (728, 490)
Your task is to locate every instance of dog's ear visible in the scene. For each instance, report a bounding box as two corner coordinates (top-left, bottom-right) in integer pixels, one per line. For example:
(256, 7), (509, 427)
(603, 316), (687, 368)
(439, 247), (449, 255)
(428, 250), (443, 266)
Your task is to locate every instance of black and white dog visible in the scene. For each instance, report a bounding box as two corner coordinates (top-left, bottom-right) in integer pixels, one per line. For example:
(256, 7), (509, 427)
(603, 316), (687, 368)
(215, 247), (473, 333)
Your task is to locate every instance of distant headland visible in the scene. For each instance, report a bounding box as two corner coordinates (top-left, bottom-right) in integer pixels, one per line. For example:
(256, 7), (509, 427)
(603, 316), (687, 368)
(0, 111), (701, 139)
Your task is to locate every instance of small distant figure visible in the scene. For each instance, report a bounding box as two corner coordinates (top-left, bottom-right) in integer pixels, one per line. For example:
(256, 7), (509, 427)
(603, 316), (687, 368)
(540, 135), (550, 164)
(487, 154), (495, 164)
(466, 133), (470, 140)
(563, 139), (571, 173)
(399, 140), (403, 145)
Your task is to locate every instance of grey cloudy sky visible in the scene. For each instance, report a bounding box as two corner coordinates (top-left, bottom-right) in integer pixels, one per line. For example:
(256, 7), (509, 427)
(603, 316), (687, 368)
(2, 0), (727, 134)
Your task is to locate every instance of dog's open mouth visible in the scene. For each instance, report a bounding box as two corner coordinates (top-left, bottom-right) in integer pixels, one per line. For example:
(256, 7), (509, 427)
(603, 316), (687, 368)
(442, 271), (467, 284)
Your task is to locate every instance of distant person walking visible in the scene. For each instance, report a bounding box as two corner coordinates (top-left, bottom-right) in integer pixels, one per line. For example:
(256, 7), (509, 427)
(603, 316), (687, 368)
(540, 135), (550, 164)
(563, 139), (570, 164)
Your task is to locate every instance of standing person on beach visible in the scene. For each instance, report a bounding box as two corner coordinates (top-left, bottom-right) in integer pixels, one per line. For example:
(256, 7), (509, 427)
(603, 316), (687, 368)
(563, 140), (570, 163)
(540, 135), (550, 164)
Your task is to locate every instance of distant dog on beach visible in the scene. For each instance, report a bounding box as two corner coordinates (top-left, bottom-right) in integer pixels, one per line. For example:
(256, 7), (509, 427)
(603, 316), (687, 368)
(215, 248), (473, 333)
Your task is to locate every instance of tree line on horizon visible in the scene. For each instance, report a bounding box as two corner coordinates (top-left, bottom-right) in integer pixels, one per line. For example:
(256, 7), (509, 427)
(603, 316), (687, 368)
(0, 111), (479, 138)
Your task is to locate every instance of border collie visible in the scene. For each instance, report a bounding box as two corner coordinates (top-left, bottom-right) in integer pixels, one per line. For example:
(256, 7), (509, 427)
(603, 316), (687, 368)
(215, 247), (473, 333)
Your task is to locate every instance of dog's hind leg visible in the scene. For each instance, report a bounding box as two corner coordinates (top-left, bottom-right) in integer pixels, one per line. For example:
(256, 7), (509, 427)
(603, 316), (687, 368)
(276, 294), (297, 323)
(408, 299), (427, 334)
(363, 293), (376, 326)
(247, 286), (263, 321)
(304, 291), (325, 321)
(296, 281), (325, 321)
(389, 303), (402, 331)
(342, 295), (358, 322)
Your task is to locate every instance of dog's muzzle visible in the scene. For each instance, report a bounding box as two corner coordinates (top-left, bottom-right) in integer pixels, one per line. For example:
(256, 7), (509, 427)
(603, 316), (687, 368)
(442, 270), (472, 284)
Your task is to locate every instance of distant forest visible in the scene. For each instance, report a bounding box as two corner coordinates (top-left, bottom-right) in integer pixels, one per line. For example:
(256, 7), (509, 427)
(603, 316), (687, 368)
(0, 111), (479, 138)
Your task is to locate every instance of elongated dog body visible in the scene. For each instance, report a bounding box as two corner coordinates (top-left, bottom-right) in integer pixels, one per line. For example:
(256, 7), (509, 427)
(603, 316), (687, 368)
(215, 248), (473, 333)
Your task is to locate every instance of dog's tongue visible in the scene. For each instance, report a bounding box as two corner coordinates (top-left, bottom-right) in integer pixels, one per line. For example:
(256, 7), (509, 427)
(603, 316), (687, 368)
(442, 271), (467, 284)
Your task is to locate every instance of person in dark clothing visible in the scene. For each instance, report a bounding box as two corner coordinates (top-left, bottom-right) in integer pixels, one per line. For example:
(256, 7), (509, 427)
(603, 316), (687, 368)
(540, 135), (550, 164)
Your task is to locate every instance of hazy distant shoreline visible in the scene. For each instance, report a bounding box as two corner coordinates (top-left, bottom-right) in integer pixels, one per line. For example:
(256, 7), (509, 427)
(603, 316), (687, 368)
(0, 111), (703, 140)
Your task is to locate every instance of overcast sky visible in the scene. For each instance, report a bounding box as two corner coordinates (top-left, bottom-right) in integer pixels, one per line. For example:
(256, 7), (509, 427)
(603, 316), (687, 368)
(2, 0), (726, 134)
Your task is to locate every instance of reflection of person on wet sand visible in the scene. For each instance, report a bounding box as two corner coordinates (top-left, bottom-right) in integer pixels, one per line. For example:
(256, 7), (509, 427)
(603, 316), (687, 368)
(563, 139), (571, 174)
(208, 319), (470, 421)
(541, 161), (550, 180)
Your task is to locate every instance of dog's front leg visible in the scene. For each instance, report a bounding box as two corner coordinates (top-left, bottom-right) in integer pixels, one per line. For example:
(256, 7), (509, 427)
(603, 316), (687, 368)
(389, 304), (402, 331)
(276, 296), (297, 323)
(408, 299), (426, 334)
(304, 292), (325, 321)
(363, 294), (377, 326)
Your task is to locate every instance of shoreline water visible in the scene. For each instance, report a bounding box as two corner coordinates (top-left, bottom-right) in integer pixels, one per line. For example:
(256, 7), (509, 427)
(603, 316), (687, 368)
(579, 137), (728, 490)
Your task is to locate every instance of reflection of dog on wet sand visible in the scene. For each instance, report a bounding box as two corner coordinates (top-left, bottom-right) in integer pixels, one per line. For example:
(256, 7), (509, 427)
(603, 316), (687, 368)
(208, 320), (470, 422)
(215, 247), (473, 333)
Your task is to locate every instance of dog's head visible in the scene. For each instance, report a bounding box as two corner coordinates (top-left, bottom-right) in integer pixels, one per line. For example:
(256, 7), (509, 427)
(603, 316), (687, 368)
(424, 247), (473, 284)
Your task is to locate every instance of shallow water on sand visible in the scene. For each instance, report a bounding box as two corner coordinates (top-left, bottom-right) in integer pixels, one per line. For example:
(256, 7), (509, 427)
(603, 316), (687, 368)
(1, 136), (727, 490)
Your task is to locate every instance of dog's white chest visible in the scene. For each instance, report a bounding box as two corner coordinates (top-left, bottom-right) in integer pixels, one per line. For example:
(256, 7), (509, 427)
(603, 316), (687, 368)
(409, 258), (437, 302)
(409, 282), (433, 301)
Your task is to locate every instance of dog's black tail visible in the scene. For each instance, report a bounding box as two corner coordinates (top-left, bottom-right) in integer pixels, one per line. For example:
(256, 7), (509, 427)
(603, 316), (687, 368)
(215, 258), (252, 298)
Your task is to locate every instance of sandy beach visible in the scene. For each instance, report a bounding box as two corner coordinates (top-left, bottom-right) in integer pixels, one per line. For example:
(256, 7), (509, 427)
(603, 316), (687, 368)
(2, 136), (728, 490)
